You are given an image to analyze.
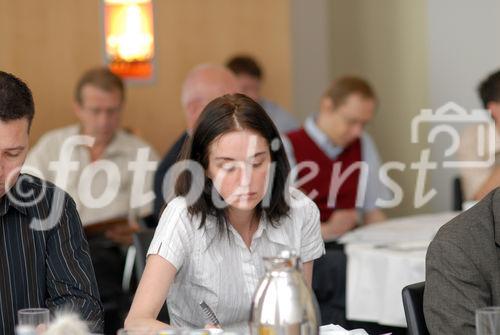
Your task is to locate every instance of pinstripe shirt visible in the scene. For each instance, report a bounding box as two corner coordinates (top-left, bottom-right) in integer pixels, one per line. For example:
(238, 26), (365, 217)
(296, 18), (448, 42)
(0, 174), (103, 334)
(148, 187), (325, 333)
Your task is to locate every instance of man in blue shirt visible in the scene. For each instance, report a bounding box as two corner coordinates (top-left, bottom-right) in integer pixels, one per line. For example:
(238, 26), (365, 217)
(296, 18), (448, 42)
(226, 55), (299, 133)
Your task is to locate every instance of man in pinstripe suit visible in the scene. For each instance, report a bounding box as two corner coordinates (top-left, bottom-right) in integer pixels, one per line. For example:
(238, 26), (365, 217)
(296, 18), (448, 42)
(0, 71), (103, 334)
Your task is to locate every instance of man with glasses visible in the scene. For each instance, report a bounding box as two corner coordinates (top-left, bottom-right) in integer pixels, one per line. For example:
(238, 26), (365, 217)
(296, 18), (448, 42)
(285, 76), (387, 237)
(283, 76), (388, 326)
(25, 67), (158, 333)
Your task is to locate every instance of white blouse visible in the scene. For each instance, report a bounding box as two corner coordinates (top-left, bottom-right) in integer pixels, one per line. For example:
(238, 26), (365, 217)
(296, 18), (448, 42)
(147, 187), (325, 332)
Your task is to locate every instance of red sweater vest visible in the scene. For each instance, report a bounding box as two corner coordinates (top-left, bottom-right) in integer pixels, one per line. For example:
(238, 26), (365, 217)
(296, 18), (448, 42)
(287, 128), (362, 222)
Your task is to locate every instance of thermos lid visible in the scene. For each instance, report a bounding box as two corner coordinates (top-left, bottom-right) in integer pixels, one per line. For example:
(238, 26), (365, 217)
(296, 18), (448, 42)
(263, 248), (301, 271)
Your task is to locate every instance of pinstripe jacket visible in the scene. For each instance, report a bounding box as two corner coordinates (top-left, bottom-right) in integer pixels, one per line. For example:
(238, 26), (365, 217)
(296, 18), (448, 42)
(0, 174), (103, 334)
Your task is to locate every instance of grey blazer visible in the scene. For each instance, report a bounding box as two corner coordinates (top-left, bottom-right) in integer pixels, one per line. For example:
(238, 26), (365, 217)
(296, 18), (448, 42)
(424, 188), (500, 334)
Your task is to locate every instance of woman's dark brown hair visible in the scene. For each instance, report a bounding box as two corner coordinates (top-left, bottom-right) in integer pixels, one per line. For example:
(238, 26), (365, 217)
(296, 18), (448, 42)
(175, 93), (290, 235)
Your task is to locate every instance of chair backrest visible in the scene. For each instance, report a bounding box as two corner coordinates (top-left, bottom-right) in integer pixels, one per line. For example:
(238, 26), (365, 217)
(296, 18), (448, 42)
(133, 229), (155, 279)
(402, 282), (429, 335)
(452, 176), (464, 211)
(133, 228), (170, 323)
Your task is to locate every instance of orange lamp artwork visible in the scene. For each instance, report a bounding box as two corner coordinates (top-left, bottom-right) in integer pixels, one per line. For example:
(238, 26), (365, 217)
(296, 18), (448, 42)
(103, 0), (155, 80)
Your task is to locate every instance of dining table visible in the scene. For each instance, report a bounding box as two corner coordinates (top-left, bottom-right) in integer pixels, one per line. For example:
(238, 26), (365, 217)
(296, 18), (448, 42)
(338, 211), (460, 327)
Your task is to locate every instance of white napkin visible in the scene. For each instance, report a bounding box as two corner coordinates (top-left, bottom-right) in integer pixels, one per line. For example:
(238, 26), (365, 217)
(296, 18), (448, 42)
(45, 312), (90, 335)
(319, 324), (369, 335)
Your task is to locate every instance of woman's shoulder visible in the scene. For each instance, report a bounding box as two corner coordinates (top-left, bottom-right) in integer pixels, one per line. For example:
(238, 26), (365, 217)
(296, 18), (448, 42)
(166, 195), (188, 208)
(266, 188), (322, 256)
(276, 187), (320, 228)
(158, 196), (199, 228)
(162, 196), (188, 214)
(287, 187), (318, 212)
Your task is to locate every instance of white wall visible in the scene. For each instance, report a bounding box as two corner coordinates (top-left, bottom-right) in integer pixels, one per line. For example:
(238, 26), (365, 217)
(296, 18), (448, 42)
(289, 0), (332, 120)
(328, 0), (431, 217)
(426, 0), (500, 211)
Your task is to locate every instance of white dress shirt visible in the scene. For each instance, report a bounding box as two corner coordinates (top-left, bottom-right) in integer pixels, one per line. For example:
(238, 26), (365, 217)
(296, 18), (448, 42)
(24, 125), (159, 225)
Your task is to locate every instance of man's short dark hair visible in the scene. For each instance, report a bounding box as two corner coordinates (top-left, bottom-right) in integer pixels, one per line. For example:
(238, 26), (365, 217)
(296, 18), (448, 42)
(226, 55), (263, 79)
(0, 71), (35, 130)
(478, 70), (500, 108)
(75, 67), (125, 105)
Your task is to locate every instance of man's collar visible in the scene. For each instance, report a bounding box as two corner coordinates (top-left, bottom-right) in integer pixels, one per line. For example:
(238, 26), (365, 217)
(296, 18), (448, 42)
(0, 195), (9, 217)
(0, 180), (29, 217)
(104, 130), (128, 156)
(492, 189), (500, 246)
(263, 221), (290, 247)
(77, 125), (127, 157)
(304, 115), (344, 159)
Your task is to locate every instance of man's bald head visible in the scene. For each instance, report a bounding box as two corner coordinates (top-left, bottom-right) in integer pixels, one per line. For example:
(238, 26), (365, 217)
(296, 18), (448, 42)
(181, 64), (238, 131)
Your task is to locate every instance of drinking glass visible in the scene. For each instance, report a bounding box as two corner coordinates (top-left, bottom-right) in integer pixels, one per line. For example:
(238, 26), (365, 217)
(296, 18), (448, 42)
(476, 306), (500, 335)
(17, 308), (50, 330)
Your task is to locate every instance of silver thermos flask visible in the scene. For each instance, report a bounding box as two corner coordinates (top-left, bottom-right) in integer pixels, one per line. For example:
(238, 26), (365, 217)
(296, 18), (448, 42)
(249, 249), (321, 335)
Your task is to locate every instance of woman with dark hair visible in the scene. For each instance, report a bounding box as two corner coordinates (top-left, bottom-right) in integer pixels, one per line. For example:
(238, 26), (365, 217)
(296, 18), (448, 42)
(125, 94), (324, 332)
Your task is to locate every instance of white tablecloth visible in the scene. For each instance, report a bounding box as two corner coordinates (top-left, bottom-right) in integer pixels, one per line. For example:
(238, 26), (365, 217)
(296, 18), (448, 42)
(339, 212), (459, 327)
(320, 324), (368, 335)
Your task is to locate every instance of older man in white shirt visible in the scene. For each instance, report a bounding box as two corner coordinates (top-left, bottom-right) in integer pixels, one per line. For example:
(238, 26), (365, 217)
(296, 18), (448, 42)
(24, 67), (158, 334)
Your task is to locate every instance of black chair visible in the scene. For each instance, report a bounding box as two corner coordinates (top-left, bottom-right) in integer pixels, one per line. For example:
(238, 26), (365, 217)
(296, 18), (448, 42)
(133, 228), (155, 279)
(402, 282), (429, 335)
(452, 176), (464, 211)
(133, 228), (170, 323)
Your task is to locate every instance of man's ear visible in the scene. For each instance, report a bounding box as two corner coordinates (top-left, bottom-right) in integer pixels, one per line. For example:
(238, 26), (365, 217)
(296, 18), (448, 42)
(320, 96), (335, 113)
(73, 101), (82, 119)
(487, 101), (500, 122)
(184, 101), (198, 131)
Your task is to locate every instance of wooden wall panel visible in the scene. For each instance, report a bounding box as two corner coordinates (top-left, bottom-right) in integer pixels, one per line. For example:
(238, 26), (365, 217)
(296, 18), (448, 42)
(0, 0), (292, 154)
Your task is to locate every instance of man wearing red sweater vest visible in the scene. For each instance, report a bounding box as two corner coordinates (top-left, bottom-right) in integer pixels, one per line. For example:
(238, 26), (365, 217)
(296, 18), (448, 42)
(284, 76), (389, 327)
(286, 76), (388, 238)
